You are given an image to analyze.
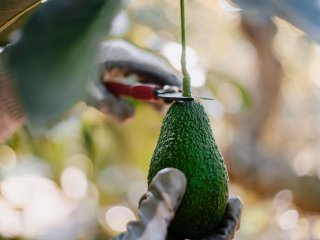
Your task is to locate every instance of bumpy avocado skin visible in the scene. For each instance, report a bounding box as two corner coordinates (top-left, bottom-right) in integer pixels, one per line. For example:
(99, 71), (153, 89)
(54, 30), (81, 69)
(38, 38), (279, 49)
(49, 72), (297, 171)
(148, 101), (229, 238)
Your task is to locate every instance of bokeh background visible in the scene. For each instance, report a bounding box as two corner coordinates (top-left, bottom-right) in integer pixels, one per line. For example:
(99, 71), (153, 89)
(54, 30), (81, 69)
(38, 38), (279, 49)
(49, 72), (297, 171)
(1, 0), (320, 239)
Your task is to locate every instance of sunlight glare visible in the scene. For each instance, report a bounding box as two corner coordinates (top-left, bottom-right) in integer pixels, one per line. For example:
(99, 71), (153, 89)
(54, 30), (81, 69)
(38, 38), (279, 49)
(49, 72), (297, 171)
(278, 210), (299, 230)
(105, 206), (136, 232)
(273, 189), (293, 212)
(219, 0), (242, 12)
(161, 42), (199, 70)
(1, 175), (55, 208)
(292, 150), (315, 176)
(0, 198), (21, 237)
(22, 186), (74, 237)
(61, 167), (88, 200)
(189, 67), (206, 87)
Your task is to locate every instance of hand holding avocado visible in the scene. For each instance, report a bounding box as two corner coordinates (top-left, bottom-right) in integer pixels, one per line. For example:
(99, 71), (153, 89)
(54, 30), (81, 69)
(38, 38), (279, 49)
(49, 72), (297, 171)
(114, 168), (243, 240)
(193, 197), (243, 240)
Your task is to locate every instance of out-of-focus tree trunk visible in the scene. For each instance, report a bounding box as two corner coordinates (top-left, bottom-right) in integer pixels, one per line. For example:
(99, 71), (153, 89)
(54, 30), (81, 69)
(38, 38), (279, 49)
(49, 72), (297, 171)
(226, 15), (320, 213)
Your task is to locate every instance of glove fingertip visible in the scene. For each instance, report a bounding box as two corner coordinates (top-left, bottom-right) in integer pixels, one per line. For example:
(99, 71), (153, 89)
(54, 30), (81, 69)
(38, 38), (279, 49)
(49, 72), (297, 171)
(228, 196), (244, 216)
(229, 196), (243, 207)
(149, 168), (187, 211)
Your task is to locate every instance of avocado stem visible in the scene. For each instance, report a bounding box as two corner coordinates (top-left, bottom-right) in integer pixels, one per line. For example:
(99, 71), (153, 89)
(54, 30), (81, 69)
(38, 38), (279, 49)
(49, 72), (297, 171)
(180, 0), (192, 98)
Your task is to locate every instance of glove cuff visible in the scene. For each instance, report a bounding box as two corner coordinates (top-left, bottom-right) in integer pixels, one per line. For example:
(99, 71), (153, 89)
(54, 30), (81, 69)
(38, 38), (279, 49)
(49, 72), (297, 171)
(0, 49), (26, 142)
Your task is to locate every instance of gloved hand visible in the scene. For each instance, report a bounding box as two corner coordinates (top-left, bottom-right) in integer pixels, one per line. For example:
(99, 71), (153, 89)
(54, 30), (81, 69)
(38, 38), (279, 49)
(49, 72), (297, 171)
(191, 197), (242, 240)
(86, 40), (181, 121)
(114, 168), (243, 240)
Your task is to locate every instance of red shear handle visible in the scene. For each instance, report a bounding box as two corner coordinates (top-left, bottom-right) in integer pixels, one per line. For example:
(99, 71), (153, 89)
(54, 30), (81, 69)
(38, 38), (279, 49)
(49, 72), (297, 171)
(104, 82), (160, 102)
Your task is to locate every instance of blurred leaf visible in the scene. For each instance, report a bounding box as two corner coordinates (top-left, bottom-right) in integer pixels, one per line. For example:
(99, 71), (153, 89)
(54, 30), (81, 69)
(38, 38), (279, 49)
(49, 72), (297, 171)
(8, 0), (122, 126)
(233, 0), (320, 42)
(207, 71), (252, 111)
(0, 0), (41, 45)
(227, 79), (252, 110)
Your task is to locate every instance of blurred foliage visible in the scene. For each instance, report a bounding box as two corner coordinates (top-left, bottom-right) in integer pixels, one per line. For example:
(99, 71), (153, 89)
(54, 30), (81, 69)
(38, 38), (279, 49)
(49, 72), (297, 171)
(231, 0), (320, 42)
(1, 0), (320, 240)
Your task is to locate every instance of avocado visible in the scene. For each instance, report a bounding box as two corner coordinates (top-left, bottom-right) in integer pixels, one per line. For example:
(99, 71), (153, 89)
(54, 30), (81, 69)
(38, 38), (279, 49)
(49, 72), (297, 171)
(148, 101), (229, 238)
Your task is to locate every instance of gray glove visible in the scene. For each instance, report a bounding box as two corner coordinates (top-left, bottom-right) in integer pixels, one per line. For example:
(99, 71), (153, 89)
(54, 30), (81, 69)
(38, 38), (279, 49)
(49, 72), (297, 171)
(114, 168), (243, 240)
(87, 40), (181, 121)
(114, 168), (187, 240)
(192, 197), (243, 240)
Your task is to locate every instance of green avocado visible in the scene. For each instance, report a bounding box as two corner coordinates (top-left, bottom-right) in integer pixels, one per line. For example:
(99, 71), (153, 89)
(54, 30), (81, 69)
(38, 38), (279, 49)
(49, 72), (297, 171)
(148, 101), (229, 238)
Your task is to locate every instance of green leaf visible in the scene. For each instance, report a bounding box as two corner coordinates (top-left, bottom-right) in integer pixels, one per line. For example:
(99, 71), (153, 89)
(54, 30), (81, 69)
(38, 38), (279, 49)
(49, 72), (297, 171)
(7, 0), (122, 126)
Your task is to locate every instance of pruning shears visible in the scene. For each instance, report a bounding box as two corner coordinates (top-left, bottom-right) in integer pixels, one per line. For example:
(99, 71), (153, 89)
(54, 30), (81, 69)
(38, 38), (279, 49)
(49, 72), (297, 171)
(104, 81), (195, 103)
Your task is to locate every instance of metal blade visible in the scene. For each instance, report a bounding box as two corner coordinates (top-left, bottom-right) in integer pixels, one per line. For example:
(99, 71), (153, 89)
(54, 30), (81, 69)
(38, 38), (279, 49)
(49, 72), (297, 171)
(156, 92), (194, 102)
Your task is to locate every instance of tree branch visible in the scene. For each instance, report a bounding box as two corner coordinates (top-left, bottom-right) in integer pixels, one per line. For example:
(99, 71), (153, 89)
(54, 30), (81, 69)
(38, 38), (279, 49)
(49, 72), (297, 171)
(226, 15), (320, 213)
